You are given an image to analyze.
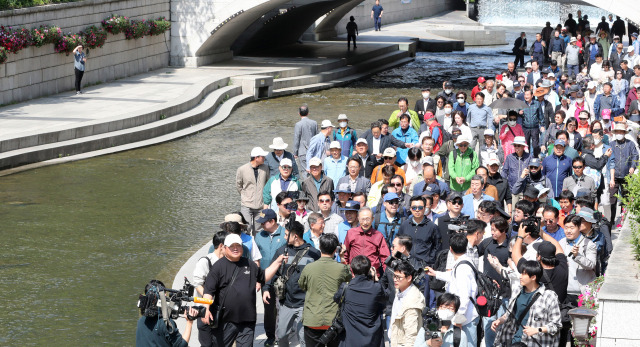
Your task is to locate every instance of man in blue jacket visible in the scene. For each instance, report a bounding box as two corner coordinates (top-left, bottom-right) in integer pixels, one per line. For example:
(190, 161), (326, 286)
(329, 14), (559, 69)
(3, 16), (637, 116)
(593, 82), (623, 119)
(519, 90), (545, 157)
(502, 136), (531, 208)
(610, 122), (639, 222)
(542, 139), (573, 198)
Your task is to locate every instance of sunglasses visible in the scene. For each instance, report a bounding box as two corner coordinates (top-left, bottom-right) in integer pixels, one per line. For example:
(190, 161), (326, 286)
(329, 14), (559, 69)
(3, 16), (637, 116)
(573, 165), (584, 169)
(281, 166), (292, 169)
(318, 199), (332, 203)
(384, 157), (394, 160)
(411, 206), (425, 211)
(392, 182), (403, 187)
(387, 200), (400, 205)
(450, 200), (462, 206)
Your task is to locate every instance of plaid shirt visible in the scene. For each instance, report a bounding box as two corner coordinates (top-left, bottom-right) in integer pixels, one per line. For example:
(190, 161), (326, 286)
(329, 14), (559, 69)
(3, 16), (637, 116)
(495, 285), (562, 347)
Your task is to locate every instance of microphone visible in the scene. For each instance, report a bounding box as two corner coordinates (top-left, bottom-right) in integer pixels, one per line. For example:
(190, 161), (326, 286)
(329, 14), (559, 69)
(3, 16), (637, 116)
(191, 297), (214, 305)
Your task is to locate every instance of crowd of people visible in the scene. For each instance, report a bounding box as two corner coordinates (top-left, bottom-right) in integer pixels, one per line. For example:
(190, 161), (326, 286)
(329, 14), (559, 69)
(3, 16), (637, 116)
(136, 10), (640, 347)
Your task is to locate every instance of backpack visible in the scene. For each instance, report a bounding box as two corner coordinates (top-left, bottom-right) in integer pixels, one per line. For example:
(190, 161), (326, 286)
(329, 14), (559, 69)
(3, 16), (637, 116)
(454, 260), (502, 317)
(429, 249), (449, 292)
(583, 167), (602, 189)
(428, 122), (450, 152)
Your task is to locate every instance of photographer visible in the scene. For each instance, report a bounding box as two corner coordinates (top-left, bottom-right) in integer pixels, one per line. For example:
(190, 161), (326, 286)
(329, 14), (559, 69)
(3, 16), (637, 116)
(200, 234), (286, 347)
(389, 260), (426, 347)
(420, 293), (468, 347)
(135, 280), (200, 347)
(335, 255), (387, 346)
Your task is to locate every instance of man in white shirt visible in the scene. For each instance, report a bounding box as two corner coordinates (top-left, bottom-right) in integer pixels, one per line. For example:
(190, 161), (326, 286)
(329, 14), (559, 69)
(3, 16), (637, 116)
(193, 231), (228, 296)
(428, 232), (479, 347)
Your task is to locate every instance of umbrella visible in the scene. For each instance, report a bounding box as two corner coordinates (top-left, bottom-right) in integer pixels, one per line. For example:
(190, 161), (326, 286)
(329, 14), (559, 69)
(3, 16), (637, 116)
(489, 97), (528, 110)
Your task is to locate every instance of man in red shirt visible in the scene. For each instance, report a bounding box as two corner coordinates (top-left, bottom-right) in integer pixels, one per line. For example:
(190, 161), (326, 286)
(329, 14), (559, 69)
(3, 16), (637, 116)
(471, 76), (485, 100)
(343, 207), (390, 277)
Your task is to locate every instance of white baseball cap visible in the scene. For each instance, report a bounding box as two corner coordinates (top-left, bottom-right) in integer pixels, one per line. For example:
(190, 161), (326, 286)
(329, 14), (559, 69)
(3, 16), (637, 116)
(383, 147), (396, 157)
(455, 135), (471, 146)
(280, 158), (293, 167)
(309, 157), (323, 167)
(321, 120), (334, 129)
(224, 234), (243, 247)
(355, 138), (368, 145)
(329, 141), (341, 149)
(483, 129), (495, 136)
(251, 147), (269, 157)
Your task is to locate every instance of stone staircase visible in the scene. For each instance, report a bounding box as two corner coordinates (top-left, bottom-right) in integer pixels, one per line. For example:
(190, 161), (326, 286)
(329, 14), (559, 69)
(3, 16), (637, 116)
(0, 42), (413, 173)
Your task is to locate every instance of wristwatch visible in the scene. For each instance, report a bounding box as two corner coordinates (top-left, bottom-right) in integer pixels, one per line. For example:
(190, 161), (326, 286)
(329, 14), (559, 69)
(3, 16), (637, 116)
(538, 327), (543, 333)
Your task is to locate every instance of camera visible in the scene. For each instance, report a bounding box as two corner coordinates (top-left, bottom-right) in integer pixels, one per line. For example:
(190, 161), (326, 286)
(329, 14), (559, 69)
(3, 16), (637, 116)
(137, 278), (208, 321)
(285, 191), (300, 211)
(522, 216), (541, 238)
(386, 254), (426, 289)
(318, 316), (344, 345)
(423, 309), (443, 340)
(448, 215), (470, 232)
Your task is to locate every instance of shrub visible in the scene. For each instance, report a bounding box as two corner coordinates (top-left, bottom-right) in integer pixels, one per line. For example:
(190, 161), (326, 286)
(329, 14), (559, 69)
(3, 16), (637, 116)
(0, 26), (32, 53)
(148, 17), (171, 36)
(31, 25), (62, 47)
(619, 173), (640, 260)
(82, 25), (107, 49)
(101, 15), (130, 35)
(124, 19), (149, 40)
(54, 33), (84, 55)
(0, 46), (7, 64)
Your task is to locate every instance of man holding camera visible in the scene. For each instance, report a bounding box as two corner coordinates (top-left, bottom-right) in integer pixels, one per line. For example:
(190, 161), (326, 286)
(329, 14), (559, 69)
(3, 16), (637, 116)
(199, 234), (285, 347)
(421, 293), (468, 347)
(136, 280), (200, 347)
(264, 221), (320, 347)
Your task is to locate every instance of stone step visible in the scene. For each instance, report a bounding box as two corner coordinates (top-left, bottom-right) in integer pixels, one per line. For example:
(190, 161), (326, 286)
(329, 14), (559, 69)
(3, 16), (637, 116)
(0, 76), (233, 154)
(272, 50), (409, 90)
(0, 85), (244, 169)
(272, 55), (413, 97)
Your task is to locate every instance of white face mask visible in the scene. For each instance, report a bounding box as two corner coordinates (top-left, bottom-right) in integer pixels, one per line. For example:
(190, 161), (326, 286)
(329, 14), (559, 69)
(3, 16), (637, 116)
(635, 84), (640, 89)
(437, 309), (455, 322)
(422, 92), (430, 99)
(410, 160), (419, 167)
(339, 121), (347, 128)
(457, 98), (465, 103)
(593, 137), (602, 145)
(576, 98), (584, 103)
(444, 108), (453, 114)
(616, 134), (625, 141)
(445, 89), (452, 94)
(508, 120), (517, 127)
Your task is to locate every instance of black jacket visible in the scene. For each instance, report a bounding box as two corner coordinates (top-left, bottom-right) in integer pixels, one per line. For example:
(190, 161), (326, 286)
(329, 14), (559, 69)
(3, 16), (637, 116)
(398, 217), (442, 265)
(539, 99), (555, 128)
(513, 37), (527, 54)
(414, 98), (437, 121)
(354, 153), (378, 179)
(363, 131), (393, 158)
(335, 275), (387, 346)
(265, 243), (321, 308)
(487, 172), (513, 208)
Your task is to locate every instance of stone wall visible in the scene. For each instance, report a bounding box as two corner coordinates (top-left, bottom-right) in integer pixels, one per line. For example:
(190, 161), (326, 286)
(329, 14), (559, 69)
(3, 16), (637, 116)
(0, 0), (170, 105)
(332, 0), (455, 35)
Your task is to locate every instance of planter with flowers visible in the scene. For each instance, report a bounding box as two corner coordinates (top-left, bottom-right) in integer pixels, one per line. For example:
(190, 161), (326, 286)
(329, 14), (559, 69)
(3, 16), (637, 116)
(574, 276), (604, 347)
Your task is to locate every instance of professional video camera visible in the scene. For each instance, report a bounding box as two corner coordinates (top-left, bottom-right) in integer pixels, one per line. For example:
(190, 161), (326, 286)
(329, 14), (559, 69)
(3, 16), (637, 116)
(423, 308), (442, 339)
(448, 215), (470, 232)
(285, 191), (301, 211)
(521, 216), (541, 238)
(386, 254), (427, 290)
(137, 278), (211, 322)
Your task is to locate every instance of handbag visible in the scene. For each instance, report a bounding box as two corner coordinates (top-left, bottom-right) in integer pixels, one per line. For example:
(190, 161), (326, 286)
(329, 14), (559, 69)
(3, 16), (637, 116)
(274, 247), (309, 300)
(209, 266), (240, 329)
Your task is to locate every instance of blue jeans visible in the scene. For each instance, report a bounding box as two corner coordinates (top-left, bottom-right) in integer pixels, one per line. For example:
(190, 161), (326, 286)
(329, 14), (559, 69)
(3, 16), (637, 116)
(374, 17), (382, 30)
(567, 64), (579, 78)
(462, 316), (479, 347)
(482, 298), (509, 347)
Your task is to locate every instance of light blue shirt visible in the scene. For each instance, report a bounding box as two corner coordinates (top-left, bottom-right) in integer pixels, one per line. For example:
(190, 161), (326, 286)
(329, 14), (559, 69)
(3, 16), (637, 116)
(467, 103), (494, 129)
(306, 133), (330, 169)
(323, 155), (348, 188)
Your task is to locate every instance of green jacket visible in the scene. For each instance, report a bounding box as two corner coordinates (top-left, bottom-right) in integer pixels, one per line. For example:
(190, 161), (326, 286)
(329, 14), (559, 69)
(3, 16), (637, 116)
(389, 110), (421, 133)
(298, 256), (351, 327)
(448, 147), (479, 192)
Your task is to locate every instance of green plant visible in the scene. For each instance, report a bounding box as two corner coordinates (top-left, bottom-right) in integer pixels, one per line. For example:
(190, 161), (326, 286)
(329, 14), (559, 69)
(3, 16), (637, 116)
(0, 46), (7, 64)
(54, 33), (84, 55)
(31, 25), (62, 47)
(574, 276), (605, 346)
(101, 15), (130, 35)
(81, 25), (107, 49)
(148, 17), (171, 36)
(124, 19), (149, 40)
(619, 174), (640, 260)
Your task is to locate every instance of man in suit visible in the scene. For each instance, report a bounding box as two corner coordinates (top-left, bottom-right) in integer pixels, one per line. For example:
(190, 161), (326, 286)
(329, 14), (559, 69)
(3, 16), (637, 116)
(460, 175), (495, 218)
(363, 121), (392, 161)
(414, 87), (436, 123)
(609, 42), (626, 73)
(293, 104), (317, 179)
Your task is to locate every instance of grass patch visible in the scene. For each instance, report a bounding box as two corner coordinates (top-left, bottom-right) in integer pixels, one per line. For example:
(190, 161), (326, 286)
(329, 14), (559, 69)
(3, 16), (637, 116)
(619, 174), (640, 260)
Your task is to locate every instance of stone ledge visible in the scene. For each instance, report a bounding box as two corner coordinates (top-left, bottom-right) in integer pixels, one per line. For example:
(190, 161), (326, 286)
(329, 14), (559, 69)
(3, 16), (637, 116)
(0, 0), (167, 18)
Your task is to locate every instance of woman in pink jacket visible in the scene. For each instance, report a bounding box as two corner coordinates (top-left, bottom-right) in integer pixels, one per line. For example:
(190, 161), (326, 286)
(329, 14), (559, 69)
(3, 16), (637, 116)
(499, 111), (525, 158)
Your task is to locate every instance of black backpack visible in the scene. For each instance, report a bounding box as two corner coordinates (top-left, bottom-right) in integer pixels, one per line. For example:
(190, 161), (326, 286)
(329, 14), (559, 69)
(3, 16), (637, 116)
(454, 260), (502, 317)
(429, 249), (449, 292)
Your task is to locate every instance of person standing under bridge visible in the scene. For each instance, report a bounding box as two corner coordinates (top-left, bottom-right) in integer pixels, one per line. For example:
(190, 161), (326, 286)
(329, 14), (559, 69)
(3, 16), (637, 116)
(371, 0), (383, 31)
(346, 16), (359, 49)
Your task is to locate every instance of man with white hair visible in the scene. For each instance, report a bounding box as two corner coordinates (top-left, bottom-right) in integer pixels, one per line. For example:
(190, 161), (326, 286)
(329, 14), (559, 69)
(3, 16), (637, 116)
(625, 46), (640, 68)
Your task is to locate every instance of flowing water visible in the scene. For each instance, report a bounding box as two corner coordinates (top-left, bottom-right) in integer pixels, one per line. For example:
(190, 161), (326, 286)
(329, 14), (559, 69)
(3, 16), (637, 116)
(478, 0), (610, 27)
(2, 35), (522, 345)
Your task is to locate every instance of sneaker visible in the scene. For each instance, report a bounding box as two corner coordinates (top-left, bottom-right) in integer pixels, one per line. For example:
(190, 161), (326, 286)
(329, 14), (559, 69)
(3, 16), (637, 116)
(264, 338), (276, 347)
(76, 91), (80, 95)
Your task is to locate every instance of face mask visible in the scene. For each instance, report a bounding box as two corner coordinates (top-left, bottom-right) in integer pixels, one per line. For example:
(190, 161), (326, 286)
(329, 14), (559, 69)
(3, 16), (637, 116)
(594, 137), (602, 145)
(410, 160), (419, 167)
(508, 120), (517, 127)
(445, 89), (452, 94)
(422, 92), (430, 99)
(635, 84), (640, 89)
(616, 134), (625, 141)
(339, 121), (347, 128)
(576, 98), (584, 103)
(457, 98), (465, 103)
(437, 309), (455, 322)
(444, 108), (452, 114)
